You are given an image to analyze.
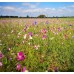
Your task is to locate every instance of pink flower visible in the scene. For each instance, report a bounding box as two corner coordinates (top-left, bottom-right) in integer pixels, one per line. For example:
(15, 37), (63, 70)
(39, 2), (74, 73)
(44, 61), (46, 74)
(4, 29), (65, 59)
(29, 32), (33, 36)
(8, 48), (11, 51)
(17, 51), (26, 61)
(58, 27), (62, 32)
(0, 62), (3, 67)
(34, 45), (40, 50)
(22, 67), (26, 72)
(42, 35), (47, 40)
(16, 64), (21, 71)
(21, 67), (29, 72)
(41, 28), (48, 34)
(0, 51), (3, 59)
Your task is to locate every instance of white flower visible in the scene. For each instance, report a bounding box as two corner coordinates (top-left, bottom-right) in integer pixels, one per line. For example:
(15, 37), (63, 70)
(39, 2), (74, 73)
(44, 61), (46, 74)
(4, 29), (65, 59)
(24, 34), (27, 39)
(34, 45), (40, 50)
(29, 35), (33, 39)
(11, 30), (14, 33)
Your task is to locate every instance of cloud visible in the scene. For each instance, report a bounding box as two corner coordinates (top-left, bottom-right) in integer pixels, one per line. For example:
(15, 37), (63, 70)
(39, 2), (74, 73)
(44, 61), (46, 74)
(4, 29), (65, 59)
(22, 2), (40, 8)
(0, 4), (74, 17)
(4, 6), (15, 10)
(68, 5), (74, 8)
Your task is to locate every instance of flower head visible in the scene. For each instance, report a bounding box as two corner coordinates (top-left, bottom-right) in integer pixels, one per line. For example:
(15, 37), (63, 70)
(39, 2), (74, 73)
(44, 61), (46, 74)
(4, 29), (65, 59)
(8, 48), (11, 51)
(34, 45), (40, 50)
(24, 34), (27, 39)
(41, 28), (48, 34)
(0, 62), (3, 67)
(29, 35), (33, 40)
(29, 32), (33, 37)
(58, 27), (62, 32)
(0, 51), (3, 59)
(46, 21), (49, 24)
(16, 64), (21, 71)
(42, 35), (47, 40)
(22, 67), (28, 72)
(17, 51), (26, 61)
(34, 21), (38, 25)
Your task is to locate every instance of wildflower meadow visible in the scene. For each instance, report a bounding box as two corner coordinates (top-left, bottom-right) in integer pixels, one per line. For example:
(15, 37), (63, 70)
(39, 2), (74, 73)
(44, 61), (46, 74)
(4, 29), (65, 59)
(0, 18), (74, 72)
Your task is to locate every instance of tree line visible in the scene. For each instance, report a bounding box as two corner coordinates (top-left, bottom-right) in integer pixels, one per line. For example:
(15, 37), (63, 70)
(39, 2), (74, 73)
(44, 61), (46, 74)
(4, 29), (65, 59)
(0, 15), (74, 18)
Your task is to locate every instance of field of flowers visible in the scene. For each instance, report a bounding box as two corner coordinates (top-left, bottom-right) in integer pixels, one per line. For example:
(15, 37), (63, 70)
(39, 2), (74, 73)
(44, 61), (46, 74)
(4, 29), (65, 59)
(0, 18), (74, 72)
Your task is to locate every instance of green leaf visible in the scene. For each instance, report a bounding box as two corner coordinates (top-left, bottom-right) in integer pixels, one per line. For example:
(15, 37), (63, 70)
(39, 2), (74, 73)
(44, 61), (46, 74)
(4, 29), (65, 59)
(2, 57), (8, 65)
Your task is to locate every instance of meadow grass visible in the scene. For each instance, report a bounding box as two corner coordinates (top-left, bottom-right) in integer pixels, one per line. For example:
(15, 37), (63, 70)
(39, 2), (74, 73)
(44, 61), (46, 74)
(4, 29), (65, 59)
(0, 18), (74, 72)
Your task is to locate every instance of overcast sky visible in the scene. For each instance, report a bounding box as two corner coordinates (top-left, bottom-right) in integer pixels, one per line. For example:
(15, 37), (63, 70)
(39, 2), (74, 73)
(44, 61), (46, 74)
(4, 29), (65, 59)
(0, 2), (74, 17)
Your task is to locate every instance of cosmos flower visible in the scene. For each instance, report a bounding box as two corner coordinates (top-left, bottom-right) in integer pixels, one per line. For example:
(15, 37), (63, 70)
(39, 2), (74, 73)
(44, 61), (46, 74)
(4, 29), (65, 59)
(34, 45), (40, 50)
(29, 32), (33, 37)
(24, 34), (27, 39)
(9, 57), (12, 61)
(8, 48), (11, 51)
(22, 67), (26, 72)
(41, 28), (48, 34)
(22, 67), (28, 72)
(17, 51), (26, 61)
(24, 25), (29, 32)
(58, 27), (62, 32)
(46, 21), (49, 24)
(42, 35), (47, 40)
(34, 21), (38, 25)
(16, 64), (21, 71)
(35, 34), (38, 37)
(0, 51), (3, 59)
(29, 35), (33, 40)
(0, 62), (3, 67)
(53, 32), (58, 35)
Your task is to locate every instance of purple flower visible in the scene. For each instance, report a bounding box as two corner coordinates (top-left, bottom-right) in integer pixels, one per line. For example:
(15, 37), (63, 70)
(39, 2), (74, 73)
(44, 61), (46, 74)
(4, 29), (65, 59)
(0, 51), (3, 59)
(24, 25), (29, 32)
(17, 51), (26, 61)
(16, 64), (21, 71)
(9, 58), (12, 61)
(34, 21), (37, 25)
(58, 27), (61, 32)
(29, 32), (33, 36)
(46, 21), (49, 24)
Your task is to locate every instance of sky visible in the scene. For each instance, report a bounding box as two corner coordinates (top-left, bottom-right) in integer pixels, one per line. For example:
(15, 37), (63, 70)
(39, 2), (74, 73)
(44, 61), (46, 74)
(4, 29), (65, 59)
(0, 2), (74, 17)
